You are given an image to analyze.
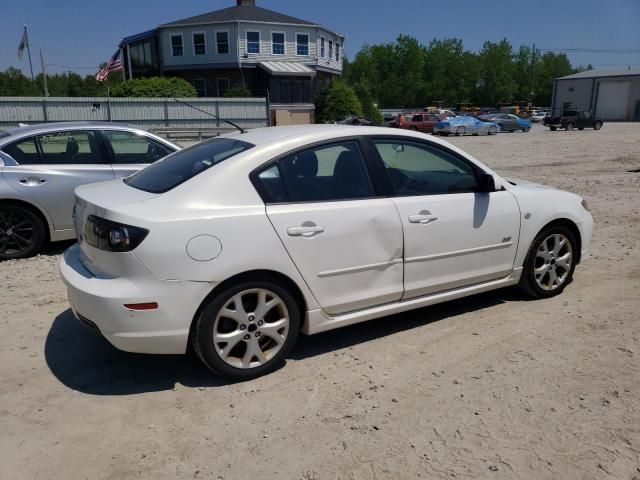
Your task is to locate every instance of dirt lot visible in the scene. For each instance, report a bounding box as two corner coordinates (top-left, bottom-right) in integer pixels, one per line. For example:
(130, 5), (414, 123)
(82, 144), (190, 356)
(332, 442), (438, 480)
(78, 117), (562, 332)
(1, 124), (639, 480)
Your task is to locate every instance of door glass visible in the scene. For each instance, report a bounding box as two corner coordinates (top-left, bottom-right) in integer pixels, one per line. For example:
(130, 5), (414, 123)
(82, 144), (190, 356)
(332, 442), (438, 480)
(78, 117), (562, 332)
(277, 141), (373, 202)
(103, 131), (173, 164)
(373, 140), (478, 196)
(37, 131), (103, 165)
(1, 137), (40, 164)
(257, 165), (287, 203)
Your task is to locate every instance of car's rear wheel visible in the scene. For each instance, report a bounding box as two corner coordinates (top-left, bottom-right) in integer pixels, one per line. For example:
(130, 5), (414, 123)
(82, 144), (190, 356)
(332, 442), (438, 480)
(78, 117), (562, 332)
(519, 226), (577, 299)
(455, 127), (465, 136)
(488, 126), (497, 135)
(594, 121), (602, 130)
(550, 126), (557, 131)
(0, 204), (46, 260)
(566, 122), (574, 131)
(192, 279), (301, 379)
(523, 127), (530, 132)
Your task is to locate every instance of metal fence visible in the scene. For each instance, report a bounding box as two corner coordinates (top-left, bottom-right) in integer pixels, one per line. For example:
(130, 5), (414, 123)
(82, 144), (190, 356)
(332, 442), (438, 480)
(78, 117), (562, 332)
(0, 96), (269, 130)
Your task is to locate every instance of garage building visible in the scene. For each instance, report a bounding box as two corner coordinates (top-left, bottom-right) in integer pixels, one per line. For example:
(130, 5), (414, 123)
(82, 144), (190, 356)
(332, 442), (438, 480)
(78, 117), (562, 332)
(551, 67), (640, 121)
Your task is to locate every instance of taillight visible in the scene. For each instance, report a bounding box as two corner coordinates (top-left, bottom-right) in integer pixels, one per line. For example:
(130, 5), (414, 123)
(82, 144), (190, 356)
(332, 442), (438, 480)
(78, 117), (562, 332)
(84, 215), (148, 252)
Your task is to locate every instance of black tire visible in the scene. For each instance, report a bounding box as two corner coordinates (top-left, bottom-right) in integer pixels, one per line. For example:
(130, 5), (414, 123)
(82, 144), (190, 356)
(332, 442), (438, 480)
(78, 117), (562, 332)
(518, 225), (578, 299)
(594, 121), (602, 130)
(192, 277), (301, 380)
(0, 204), (46, 260)
(578, 127), (584, 131)
(488, 126), (497, 135)
(550, 126), (557, 131)
(522, 127), (530, 132)
(566, 122), (574, 131)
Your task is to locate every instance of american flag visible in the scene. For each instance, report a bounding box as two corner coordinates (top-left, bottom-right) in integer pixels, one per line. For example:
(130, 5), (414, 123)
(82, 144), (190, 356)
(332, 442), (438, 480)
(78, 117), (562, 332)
(95, 50), (123, 82)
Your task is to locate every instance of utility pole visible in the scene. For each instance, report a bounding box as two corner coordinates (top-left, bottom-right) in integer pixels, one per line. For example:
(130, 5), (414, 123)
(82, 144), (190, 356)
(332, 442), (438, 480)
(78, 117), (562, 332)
(39, 49), (49, 97)
(529, 43), (536, 111)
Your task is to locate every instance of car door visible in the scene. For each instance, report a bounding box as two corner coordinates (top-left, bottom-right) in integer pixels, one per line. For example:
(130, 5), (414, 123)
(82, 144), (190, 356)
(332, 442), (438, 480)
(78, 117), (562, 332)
(1, 130), (115, 231)
(254, 139), (404, 315)
(501, 114), (519, 131)
(370, 137), (521, 299)
(101, 130), (176, 179)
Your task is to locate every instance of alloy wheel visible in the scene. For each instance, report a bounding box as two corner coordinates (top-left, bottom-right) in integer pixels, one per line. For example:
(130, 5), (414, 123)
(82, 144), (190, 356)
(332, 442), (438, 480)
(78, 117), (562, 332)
(534, 233), (573, 291)
(0, 209), (35, 257)
(213, 288), (290, 369)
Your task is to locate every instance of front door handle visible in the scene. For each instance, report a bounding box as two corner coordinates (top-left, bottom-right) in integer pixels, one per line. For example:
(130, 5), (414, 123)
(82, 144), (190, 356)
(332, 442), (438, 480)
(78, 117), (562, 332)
(409, 210), (438, 225)
(19, 177), (46, 186)
(287, 225), (325, 237)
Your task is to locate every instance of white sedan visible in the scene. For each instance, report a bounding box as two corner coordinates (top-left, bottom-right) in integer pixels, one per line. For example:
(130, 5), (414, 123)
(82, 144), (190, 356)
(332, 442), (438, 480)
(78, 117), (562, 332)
(60, 125), (593, 379)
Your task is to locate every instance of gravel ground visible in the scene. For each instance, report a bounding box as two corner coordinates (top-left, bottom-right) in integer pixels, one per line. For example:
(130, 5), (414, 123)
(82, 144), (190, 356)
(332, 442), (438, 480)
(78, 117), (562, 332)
(1, 123), (639, 480)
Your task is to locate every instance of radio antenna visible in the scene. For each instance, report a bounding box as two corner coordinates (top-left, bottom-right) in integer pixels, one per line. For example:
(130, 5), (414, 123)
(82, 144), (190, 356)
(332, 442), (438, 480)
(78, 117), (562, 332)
(173, 98), (246, 134)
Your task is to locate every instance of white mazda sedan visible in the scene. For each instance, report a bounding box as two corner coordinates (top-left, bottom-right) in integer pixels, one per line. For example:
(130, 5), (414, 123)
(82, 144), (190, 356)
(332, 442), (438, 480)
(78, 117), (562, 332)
(60, 125), (593, 379)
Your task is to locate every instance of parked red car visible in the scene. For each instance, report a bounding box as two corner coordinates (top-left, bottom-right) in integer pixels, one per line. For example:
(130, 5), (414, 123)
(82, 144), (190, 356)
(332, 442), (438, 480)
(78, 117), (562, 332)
(395, 112), (441, 133)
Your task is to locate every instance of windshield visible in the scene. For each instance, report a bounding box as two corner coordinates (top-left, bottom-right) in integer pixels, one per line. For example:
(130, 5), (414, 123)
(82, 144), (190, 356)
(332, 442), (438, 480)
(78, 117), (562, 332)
(125, 137), (254, 193)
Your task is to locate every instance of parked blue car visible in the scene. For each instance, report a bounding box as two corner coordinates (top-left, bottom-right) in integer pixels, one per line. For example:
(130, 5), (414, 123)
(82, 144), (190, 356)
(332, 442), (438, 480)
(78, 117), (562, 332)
(480, 113), (532, 132)
(433, 116), (500, 136)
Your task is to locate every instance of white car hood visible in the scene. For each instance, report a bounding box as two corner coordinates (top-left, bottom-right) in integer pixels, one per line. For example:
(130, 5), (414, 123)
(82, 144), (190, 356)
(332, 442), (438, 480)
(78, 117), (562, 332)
(505, 178), (558, 191)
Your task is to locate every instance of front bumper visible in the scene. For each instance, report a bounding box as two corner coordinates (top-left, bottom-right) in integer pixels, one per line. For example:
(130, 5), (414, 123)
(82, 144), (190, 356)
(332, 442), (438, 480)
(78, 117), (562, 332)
(59, 244), (213, 354)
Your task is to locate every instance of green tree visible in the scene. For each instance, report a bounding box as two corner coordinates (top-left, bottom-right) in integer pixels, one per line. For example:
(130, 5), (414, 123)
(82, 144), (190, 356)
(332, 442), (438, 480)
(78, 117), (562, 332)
(110, 76), (196, 97)
(353, 83), (383, 123)
(422, 38), (478, 105)
(223, 85), (252, 97)
(533, 52), (573, 106)
(315, 78), (362, 123)
(477, 39), (517, 106)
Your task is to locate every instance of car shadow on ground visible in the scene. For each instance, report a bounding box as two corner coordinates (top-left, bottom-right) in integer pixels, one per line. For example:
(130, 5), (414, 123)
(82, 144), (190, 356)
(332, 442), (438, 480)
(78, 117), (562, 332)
(45, 288), (520, 396)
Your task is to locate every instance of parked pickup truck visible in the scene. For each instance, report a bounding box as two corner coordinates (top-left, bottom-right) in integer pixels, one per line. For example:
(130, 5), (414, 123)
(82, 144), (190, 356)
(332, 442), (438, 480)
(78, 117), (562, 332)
(395, 112), (441, 133)
(543, 110), (603, 131)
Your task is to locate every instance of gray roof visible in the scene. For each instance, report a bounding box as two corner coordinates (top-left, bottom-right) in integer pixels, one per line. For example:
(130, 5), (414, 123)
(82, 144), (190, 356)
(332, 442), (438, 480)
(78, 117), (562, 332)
(1, 121), (145, 140)
(557, 67), (640, 80)
(160, 4), (321, 29)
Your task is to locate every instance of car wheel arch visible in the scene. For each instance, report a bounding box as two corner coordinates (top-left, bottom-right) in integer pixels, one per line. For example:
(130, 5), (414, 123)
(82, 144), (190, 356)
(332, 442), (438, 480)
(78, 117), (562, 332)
(189, 269), (309, 342)
(530, 218), (582, 265)
(0, 198), (52, 243)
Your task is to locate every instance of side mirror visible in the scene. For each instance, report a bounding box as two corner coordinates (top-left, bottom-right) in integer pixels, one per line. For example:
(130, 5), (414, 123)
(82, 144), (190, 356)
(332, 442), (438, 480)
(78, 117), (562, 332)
(477, 173), (496, 193)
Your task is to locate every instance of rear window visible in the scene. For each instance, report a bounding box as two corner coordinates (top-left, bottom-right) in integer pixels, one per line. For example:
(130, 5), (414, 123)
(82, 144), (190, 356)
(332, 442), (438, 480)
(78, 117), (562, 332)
(125, 137), (253, 193)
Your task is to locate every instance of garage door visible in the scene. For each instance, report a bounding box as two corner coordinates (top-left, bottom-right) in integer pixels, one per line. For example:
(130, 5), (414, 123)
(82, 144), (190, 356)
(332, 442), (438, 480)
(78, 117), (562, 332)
(596, 81), (630, 120)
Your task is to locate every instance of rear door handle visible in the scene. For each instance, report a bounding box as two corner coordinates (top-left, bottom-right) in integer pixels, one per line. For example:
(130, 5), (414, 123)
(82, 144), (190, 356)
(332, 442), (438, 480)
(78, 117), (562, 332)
(409, 210), (438, 225)
(287, 225), (325, 237)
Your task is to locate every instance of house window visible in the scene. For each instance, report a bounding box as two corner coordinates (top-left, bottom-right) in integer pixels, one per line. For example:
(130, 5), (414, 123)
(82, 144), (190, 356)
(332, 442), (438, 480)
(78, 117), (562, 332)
(329, 40), (333, 61)
(171, 34), (183, 57)
(246, 31), (260, 54)
(192, 32), (206, 56)
(272, 32), (285, 55)
(336, 42), (340, 62)
(216, 31), (229, 54)
(217, 78), (230, 96)
(193, 79), (206, 97)
(320, 37), (325, 58)
(296, 33), (309, 56)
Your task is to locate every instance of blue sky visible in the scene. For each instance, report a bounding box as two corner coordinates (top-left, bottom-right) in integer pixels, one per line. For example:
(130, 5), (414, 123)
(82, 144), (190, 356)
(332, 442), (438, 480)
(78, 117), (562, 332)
(2, 0), (639, 76)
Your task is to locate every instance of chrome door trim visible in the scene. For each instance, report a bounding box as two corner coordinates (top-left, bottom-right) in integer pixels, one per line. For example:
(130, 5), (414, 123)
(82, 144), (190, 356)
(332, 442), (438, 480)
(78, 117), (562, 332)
(405, 241), (514, 264)
(318, 258), (403, 278)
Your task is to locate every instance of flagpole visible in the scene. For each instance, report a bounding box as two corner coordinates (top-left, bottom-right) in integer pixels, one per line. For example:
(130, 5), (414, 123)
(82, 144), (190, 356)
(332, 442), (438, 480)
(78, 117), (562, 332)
(24, 25), (36, 95)
(39, 49), (49, 97)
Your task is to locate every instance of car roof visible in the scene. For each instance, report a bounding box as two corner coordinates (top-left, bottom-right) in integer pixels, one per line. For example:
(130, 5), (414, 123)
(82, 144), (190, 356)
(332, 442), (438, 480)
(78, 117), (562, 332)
(0, 121), (179, 149)
(2, 121), (145, 137)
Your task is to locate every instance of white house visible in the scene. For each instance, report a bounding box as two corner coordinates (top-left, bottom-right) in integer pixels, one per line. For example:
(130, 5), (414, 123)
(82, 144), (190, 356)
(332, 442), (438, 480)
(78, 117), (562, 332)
(119, 0), (345, 123)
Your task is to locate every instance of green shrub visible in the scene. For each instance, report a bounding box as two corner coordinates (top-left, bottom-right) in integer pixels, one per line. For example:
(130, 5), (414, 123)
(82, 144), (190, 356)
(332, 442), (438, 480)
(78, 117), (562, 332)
(315, 79), (362, 123)
(110, 77), (196, 97)
(223, 86), (252, 98)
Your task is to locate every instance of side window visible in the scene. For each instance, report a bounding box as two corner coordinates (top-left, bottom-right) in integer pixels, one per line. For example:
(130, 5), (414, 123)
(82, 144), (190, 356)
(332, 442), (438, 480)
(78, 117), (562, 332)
(37, 131), (103, 165)
(412, 115), (423, 122)
(2, 137), (40, 165)
(257, 165), (287, 203)
(103, 131), (173, 165)
(373, 140), (478, 196)
(258, 141), (374, 203)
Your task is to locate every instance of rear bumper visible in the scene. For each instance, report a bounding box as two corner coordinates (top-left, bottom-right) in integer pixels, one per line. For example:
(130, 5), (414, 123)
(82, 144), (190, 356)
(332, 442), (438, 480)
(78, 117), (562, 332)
(59, 244), (213, 354)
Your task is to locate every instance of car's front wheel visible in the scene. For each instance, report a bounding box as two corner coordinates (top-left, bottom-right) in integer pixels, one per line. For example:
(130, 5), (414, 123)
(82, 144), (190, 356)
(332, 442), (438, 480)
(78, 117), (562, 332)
(0, 204), (46, 260)
(192, 279), (301, 379)
(488, 126), (498, 135)
(519, 226), (577, 299)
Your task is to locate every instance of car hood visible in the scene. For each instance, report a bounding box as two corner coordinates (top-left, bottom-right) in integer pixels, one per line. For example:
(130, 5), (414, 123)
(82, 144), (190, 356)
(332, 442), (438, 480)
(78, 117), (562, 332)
(505, 178), (558, 191)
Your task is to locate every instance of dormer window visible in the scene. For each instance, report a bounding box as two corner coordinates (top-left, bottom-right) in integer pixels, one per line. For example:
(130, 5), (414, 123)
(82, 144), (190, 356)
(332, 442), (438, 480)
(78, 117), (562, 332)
(296, 33), (309, 56)
(272, 32), (285, 55)
(247, 31), (260, 54)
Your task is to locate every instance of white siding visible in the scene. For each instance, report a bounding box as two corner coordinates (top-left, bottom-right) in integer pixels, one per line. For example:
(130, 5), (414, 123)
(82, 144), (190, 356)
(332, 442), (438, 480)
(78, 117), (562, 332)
(160, 24), (240, 66)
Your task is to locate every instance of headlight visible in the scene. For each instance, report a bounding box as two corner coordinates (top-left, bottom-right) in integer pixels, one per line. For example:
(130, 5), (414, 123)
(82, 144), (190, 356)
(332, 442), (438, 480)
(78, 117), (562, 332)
(581, 199), (591, 212)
